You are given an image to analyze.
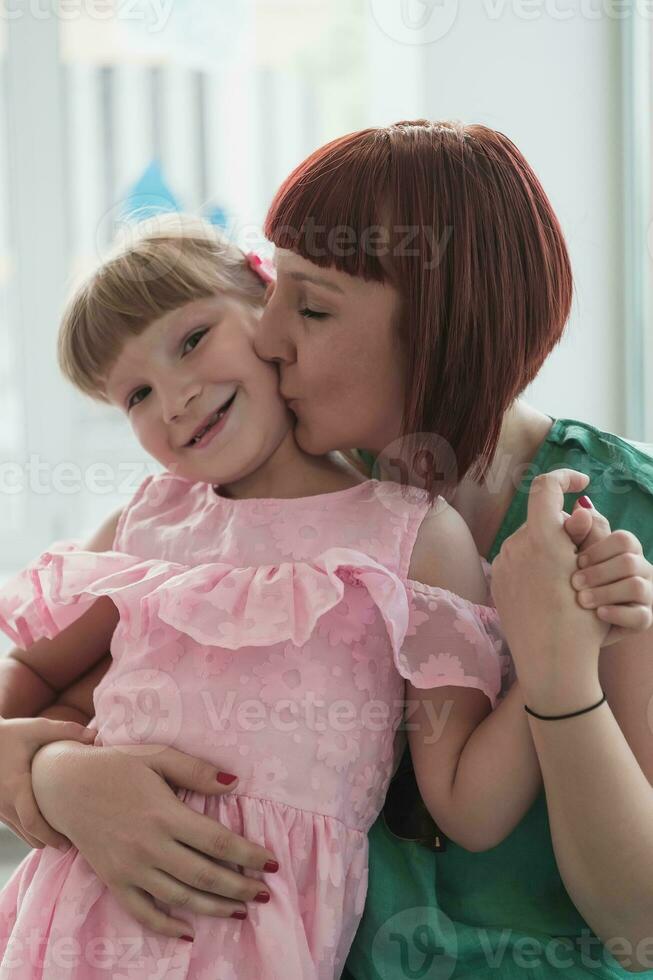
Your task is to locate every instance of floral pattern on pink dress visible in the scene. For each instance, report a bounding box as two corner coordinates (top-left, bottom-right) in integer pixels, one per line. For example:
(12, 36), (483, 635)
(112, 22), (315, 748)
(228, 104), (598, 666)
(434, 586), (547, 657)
(0, 474), (513, 979)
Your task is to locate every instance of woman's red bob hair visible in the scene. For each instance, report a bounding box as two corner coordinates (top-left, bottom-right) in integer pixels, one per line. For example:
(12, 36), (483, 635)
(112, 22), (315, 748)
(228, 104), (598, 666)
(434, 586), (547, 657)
(264, 119), (573, 496)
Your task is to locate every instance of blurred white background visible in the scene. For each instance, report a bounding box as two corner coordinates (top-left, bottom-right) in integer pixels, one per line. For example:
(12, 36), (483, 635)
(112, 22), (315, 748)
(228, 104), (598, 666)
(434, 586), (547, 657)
(0, 0), (651, 621)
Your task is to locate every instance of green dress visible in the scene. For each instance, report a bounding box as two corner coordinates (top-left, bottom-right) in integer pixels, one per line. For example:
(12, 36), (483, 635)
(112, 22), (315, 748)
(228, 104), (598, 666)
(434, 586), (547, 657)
(342, 418), (653, 980)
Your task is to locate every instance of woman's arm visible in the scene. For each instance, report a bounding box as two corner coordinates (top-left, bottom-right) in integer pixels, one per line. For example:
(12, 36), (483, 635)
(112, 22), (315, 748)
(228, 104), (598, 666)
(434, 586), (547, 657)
(523, 634), (653, 970)
(406, 503), (543, 851)
(490, 473), (653, 969)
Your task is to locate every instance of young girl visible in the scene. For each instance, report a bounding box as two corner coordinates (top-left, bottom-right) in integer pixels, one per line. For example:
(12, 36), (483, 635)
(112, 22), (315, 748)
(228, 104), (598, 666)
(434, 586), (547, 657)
(0, 217), (647, 980)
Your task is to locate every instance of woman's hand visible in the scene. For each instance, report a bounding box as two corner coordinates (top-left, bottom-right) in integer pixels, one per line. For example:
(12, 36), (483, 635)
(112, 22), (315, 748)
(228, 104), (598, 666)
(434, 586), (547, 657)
(490, 470), (608, 700)
(31, 740), (280, 941)
(0, 717), (96, 849)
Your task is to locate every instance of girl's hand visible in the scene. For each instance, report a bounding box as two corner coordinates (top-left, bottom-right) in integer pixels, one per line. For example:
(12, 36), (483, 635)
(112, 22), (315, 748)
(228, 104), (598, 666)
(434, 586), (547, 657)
(564, 498), (653, 646)
(490, 470), (608, 698)
(0, 717), (96, 849)
(30, 740), (280, 942)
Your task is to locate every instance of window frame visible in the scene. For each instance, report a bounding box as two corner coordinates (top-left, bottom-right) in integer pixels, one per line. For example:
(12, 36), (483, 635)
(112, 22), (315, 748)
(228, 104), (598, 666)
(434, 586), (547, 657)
(621, 16), (652, 442)
(3, 15), (77, 572)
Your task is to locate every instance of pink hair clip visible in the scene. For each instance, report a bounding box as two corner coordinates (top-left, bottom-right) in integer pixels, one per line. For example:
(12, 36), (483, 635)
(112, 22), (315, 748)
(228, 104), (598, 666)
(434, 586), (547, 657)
(245, 252), (276, 285)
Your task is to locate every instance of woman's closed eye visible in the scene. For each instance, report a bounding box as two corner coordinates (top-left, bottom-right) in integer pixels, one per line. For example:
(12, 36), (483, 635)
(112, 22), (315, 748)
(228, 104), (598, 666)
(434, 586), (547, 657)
(299, 307), (329, 320)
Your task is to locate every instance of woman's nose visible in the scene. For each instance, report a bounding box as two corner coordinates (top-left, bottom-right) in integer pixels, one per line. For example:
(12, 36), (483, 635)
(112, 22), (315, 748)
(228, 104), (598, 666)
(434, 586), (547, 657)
(255, 306), (295, 364)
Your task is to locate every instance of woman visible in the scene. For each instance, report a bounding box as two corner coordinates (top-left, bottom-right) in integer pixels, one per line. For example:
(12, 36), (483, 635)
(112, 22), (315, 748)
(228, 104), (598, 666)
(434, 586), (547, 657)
(27, 121), (653, 978)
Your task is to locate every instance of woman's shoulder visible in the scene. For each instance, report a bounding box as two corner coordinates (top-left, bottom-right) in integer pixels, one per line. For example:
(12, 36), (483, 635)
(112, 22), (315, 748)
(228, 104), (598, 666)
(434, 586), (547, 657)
(546, 417), (653, 556)
(550, 417), (653, 471)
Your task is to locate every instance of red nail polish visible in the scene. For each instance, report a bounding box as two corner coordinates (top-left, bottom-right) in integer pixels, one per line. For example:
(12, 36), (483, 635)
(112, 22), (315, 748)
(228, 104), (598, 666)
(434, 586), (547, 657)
(263, 860), (279, 873)
(231, 911), (247, 919)
(180, 935), (194, 942)
(578, 495), (593, 509)
(216, 772), (237, 785)
(255, 891), (270, 903)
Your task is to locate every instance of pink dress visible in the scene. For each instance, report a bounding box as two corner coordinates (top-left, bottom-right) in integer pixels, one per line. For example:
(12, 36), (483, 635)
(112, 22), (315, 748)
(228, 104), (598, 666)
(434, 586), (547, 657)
(0, 474), (513, 979)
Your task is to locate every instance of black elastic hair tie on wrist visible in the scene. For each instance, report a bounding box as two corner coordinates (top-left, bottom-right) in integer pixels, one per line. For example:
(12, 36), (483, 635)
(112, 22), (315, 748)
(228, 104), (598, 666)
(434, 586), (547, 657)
(524, 691), (606, 720)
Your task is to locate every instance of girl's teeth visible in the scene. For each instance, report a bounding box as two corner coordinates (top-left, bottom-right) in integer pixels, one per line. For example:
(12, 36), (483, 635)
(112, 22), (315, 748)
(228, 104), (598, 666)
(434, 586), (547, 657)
(192, 408), (225, 444)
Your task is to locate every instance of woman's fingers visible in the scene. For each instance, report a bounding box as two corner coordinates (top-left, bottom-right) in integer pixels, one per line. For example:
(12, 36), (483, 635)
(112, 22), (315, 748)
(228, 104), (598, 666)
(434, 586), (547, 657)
(13, 784), (71, 851)
(167, 798), (279, 883)
(577, 529), (643, 569)
(145, 867), (248, 920)
(34, 719), (98, 745)
(118, 885), (196, 942)
(152, 747), (279, 872)
(162, 833), (269, 906)
(149, 744), (239, 796)
(572, 553), (650, 590)
(527, 470), (590, 528)
(576, 576), (652, 610)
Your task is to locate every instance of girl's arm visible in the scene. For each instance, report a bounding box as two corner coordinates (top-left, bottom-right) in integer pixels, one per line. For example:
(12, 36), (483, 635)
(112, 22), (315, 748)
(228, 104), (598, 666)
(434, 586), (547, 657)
(406, 502), (543, 852)
(39, 654), (111, 725)
(405, 500), (651, 853)
(0, 507), (122, 721)
(0, 509), (122, 849)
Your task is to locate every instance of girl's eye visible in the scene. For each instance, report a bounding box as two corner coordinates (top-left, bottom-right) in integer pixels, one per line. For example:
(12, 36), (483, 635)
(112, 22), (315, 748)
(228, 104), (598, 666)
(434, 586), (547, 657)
(127, 387), (150, 411)
(299, 307), (328, 320)
(182, 328), (209, 354)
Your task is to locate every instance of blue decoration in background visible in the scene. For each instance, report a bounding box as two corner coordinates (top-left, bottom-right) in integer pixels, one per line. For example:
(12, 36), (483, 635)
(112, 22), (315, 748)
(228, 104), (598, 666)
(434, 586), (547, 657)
(120, 160), (230, 233)
(121, 160), (182, 221)
(203, 204), (229, 230)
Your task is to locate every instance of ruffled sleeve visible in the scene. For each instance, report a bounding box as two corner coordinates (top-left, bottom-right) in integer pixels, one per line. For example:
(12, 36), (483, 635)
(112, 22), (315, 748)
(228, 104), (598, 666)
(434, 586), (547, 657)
(0, 540), (182, 649)
(397, 560), (509, 709)
(0, 542), (411, 654)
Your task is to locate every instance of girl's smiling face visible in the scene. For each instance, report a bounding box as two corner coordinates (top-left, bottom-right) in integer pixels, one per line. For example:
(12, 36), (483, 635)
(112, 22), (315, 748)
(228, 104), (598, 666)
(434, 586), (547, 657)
(105, 293), (294, 486)
(255, 249), (405, 456)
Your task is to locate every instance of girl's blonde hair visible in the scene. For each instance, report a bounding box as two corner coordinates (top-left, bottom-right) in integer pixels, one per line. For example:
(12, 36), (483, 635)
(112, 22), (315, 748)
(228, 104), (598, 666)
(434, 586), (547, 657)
(58, 214), (267, 403)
